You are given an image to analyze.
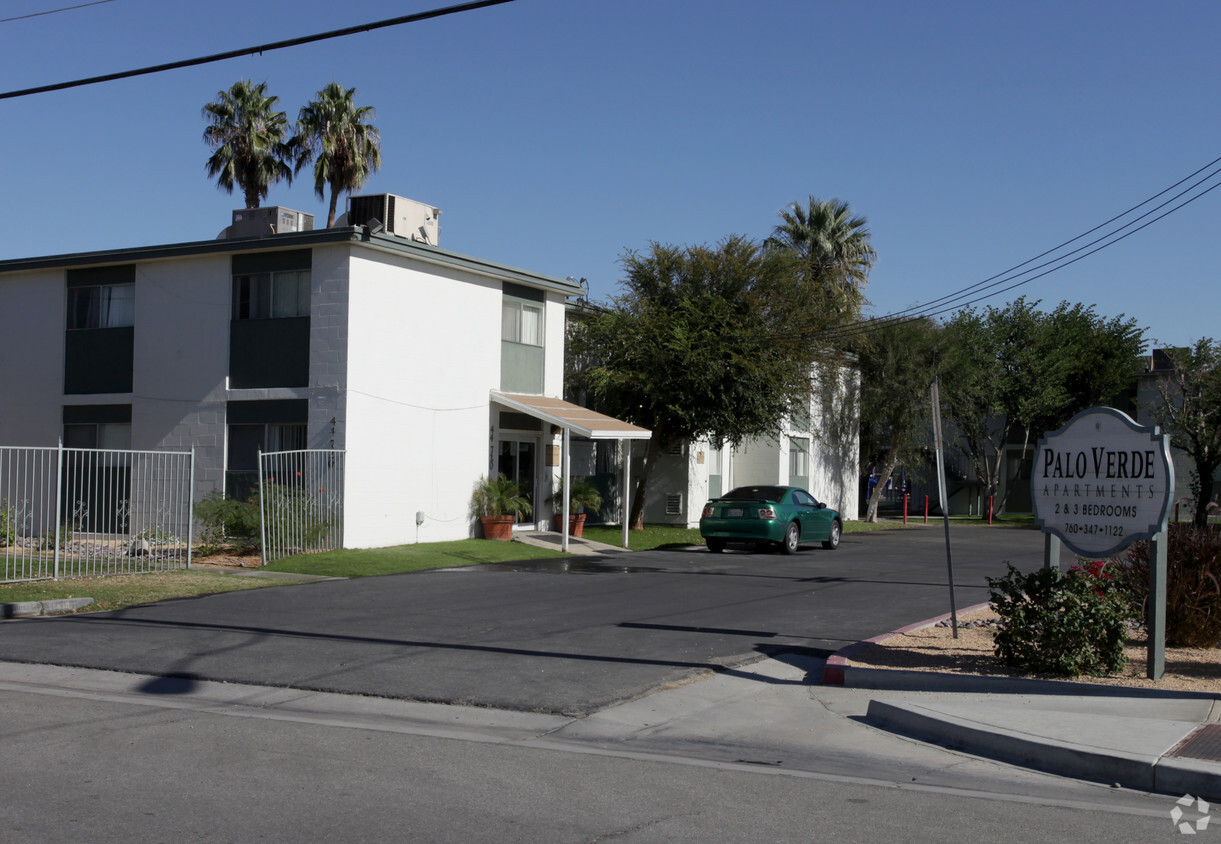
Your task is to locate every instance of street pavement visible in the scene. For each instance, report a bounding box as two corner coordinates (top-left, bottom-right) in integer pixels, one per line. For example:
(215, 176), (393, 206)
(1, 524), (1219, 807)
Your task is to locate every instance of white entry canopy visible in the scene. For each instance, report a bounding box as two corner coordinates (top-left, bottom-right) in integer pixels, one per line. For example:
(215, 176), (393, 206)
(491, 391), (649, 552)
(491, 391), (651, 440)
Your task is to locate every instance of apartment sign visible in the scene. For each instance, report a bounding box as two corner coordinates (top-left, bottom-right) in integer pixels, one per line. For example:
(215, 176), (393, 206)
(1032, 407), (1173, 558)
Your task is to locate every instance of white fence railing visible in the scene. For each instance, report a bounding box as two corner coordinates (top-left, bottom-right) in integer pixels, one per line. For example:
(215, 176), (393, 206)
(258, 449), (345, 565)
(1, 444), (194, 583)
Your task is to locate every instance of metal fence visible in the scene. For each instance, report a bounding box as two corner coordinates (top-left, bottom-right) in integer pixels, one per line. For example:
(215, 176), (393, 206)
(1, 444), (194, 583)
(258, 449), (345, 565)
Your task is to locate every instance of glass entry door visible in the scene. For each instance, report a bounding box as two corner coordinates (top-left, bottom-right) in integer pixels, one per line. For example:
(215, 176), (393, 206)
(497, 437), (538, 528)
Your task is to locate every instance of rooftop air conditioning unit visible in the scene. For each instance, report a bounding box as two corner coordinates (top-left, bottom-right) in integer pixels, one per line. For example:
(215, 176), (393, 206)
(228, 207), (314, 239)
(347, 194), (441, 245)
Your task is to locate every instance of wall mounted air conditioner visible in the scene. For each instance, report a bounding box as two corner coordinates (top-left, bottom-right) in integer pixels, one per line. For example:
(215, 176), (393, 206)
(347, 194), (441, 245)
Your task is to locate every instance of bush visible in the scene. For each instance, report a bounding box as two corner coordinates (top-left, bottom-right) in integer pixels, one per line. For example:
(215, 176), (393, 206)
(988, 561), (1132, 677)
(1112, 524), (1221, 648)
(0, 499), (15, 546)
(195, 492), (260, 551)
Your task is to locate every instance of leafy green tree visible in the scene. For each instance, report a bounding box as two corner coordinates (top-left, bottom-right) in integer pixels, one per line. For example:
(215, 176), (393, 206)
(941, 298), (1145, 512)
(1147, 338), (1221, 527)
(202, 80), (294, 209)
(855, 317), (945, 522)
(765, 196), (876, 323)
(569, 237), (825, 527)
(293, 82), (382, 227)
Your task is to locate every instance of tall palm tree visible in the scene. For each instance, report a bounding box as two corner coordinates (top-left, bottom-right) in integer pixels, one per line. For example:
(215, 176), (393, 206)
(202, 80), (293, 209)
(293, 83), (382, 227)
(766, 196), (877, 321)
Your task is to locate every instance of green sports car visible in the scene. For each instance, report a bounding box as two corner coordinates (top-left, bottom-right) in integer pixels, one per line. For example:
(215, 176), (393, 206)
(699, 485), (841, 554)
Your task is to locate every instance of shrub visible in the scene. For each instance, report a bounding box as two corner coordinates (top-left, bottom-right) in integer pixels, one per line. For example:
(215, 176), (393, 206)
(988, 561), (1132, 677)
(195, 492), (260, 551)
(1112, 524), (1221, 648)
(0, 499), (15, 546)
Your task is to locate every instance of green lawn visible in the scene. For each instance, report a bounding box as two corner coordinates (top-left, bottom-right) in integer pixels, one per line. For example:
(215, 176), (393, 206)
(0, 570), (278, 612)
(265, 538), (567, 578)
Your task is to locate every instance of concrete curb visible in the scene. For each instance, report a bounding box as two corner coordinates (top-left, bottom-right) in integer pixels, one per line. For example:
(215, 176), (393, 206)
(823, 602), (991, 687)
(865, 698), (1161, 790)
(2, 597), (94, 618)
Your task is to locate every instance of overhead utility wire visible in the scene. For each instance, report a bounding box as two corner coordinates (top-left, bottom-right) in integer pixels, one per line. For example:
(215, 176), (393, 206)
(809, 156), (1221, 345)
(0, 0), (515, 101)
(844, 154), (1221, 330)
(0, 1), (116, 24)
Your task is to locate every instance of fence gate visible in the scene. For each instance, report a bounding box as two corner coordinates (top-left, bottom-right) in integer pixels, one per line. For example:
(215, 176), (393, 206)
(258, 449), (345, 565)
(1, 444), (194, 584)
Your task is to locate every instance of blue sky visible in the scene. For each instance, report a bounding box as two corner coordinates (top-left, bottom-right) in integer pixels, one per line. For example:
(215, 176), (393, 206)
(2, 0), (1217, 347)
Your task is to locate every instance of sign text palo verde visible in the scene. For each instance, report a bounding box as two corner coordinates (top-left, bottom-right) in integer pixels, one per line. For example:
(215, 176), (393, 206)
(1032, 407), (1173, 558)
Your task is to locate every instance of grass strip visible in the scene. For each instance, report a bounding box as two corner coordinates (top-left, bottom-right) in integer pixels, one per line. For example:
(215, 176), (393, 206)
(0, 570), (278, 613)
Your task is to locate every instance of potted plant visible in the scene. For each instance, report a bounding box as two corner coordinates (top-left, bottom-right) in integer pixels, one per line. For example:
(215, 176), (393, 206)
(548, 477), (603, 538)
(470, 475), (532, 540)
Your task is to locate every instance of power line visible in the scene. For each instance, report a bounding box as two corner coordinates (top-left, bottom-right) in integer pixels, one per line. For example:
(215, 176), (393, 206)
(0, 1), (116, 25)
(808, 155), (1221, 345)
(0, 0), (515, 101)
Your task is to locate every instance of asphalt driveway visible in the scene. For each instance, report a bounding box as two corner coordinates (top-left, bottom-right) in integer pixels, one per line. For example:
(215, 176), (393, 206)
(0, 526), (1059, 715)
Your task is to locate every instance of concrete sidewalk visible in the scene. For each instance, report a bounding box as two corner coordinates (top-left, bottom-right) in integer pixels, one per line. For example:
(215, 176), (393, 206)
(514, 529), (635, 555)
(824, 612), (1221, 800)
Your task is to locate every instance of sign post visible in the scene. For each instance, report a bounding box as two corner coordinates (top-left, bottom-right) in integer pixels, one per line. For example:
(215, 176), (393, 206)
(930, 377), (958, 638)
(1031, 407), (1173, 679)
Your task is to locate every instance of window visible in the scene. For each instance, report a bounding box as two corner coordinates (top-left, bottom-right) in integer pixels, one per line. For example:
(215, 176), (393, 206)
(232, 270), (310, 319)
(225, 399), (309, 499)
(67, 284), (134, 329)
(502, 299), (543, 346)
(789, 437), (809, 478)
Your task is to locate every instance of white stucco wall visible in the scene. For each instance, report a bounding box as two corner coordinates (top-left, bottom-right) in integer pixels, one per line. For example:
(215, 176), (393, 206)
(341, 250), (502, 547)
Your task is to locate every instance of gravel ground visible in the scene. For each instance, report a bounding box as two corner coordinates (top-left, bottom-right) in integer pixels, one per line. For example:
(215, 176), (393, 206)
(848, 608), (1221, 693)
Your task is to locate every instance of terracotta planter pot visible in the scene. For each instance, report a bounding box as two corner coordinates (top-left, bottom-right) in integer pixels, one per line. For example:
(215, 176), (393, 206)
(480, 515), (516, 541)
(553, 513), (587, 538)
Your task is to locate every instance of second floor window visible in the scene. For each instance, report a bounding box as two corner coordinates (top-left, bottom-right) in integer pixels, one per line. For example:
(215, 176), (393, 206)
(67, 283), (134, 329)
(232, 270), (310, 320)
(502, 299), (543, 346)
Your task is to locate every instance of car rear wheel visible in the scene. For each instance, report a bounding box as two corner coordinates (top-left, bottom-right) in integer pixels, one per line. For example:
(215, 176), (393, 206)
(707, 538), (726, 554)
(822, 519), (842, 550)
(781, 521), (801, 555)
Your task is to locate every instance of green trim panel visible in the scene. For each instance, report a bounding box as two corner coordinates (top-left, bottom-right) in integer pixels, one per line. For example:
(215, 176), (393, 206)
(66, 265), (135, 288)
(228, 317), (310, 388)
(503, 282), (545, 303)
(64, 327), (133, 394)
(63, 404), (132, 424)
(500, 341), (544, 394)
(227, 399), (308, 425)
(232, 249), (312, 275)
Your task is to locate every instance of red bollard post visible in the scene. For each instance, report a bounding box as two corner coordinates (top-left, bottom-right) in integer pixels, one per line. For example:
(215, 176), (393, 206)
(924, 495), (929, 524)
(903, 494), (909, 525)
(988, 496), (994, 525)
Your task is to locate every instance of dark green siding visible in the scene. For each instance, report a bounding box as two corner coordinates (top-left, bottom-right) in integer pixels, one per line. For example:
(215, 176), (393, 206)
(64, 327), (134, 394)
(229, 317), (310, 388)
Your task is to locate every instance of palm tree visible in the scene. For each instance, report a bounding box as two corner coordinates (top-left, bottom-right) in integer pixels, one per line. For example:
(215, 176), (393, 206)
(766, 196), (877, 321)
(293, 83), (382, 227)
(202, 80), (293, 209)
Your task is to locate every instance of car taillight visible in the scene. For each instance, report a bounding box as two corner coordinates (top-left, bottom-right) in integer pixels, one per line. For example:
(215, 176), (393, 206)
(702, 505), (714, 518)
(758, 507), (776, 519)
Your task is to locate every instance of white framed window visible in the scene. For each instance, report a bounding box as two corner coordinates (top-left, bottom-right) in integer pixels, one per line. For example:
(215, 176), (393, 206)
(232, 270), (311, 320)
(789, 437), (809, 478)
(67, 284), (134, 329)
(502, 299), (544, 346)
